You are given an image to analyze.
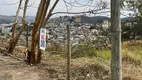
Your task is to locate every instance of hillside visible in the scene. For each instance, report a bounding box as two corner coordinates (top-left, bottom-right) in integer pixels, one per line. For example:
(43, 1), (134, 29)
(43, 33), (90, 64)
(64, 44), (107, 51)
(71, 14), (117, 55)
(79, 15), (110, 24)
(0, 15), (136, 25)
(50, 15), (136, 25)
(0, 15), (35, 24)
(50, 15), (110, 24)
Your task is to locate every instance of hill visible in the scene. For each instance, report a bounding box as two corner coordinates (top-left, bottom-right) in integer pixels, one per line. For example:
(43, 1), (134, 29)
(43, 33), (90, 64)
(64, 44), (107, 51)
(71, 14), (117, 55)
(50, 15), (111, 25)
(79, 15), (110, 24)
(0, 15), (136, 25)
(0, 15), (35, 24)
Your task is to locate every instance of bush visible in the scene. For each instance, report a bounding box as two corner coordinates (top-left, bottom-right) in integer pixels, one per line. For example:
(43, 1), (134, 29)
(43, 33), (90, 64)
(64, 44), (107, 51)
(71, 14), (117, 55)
(71, 44), (96, 58)
(46, 40), (111, 59)
(46, 43), (66, 56)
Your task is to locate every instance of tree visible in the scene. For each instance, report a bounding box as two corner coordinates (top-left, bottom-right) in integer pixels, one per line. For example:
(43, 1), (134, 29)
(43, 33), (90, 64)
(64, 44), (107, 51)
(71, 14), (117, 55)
(12, 0), (23, 38)
(121, 23), (132, 40)
(7, 0), (29, 54)
(28, 0), (109, 64)
(7, 0), (109, 64)
(111, 0), (122, 80)
(121, 0), (142, 19)
(29, 0), (59, 64)
(121, 0), (142, 40)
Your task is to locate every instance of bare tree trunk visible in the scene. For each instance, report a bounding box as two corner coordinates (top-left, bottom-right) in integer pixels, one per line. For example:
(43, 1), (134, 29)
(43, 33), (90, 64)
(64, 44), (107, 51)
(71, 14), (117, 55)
(36, 0), (59, 63)
(36, 34), (42, 64)
(7, 0), (29, 54)
(35, 0), (51, 63)
(12, 0), (23, 38)
(44, 0), (59, 27)
(111, 0), (122, 80)
(29, 0), (59, 64)
(30, 0), (46, 64)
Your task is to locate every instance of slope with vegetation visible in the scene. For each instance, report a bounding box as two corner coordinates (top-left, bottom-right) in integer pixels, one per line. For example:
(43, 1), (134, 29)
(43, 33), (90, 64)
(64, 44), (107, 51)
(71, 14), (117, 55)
(0, 38), (142, 80)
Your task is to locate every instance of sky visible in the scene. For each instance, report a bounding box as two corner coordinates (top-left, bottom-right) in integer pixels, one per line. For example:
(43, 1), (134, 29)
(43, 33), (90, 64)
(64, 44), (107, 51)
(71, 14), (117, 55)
(0, 0), (110, 16)
(0, 0), (131, 17)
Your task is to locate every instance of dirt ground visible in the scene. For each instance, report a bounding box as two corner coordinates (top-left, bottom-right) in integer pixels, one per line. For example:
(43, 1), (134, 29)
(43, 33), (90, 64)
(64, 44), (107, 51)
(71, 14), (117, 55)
(0, 52), (47, 80)
(0, 38), (110, 80)
(0, 53), (142, 80)
(0, 38), (142, 80)
(0, 54), (38, 80)
(0, 38), (68, 80)
(0, 53), (110, 80)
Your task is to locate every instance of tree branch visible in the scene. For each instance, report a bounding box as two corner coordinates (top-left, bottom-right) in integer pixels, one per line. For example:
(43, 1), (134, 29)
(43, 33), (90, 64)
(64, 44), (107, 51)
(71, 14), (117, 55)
(44, 0), (59, 27)
(51, 8), (110, 15)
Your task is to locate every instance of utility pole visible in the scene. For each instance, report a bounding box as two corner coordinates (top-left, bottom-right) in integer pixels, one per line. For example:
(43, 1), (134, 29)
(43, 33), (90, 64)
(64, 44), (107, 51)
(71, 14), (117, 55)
(111, 0), (122, 80)
(66, 24), (71, 80)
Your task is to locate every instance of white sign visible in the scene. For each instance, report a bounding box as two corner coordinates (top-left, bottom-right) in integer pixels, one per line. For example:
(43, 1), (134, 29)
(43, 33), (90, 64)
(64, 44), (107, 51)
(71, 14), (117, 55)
(40, 28), (46, 51)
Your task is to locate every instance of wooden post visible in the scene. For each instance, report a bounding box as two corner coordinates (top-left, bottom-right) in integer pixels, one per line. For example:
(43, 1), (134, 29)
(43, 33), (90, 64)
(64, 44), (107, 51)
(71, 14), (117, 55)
(66, 24), (71, 80)
(111, 0), (122, 80)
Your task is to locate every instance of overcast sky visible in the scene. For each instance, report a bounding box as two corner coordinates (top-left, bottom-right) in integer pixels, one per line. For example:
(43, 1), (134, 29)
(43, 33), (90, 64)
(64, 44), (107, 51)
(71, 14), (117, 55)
(0, 0), (112, 17)
(0, 0), (131, 17)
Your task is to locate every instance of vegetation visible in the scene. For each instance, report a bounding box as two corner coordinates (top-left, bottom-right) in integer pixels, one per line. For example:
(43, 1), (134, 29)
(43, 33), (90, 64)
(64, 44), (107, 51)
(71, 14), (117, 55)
(44, 40), (142, 79)
(1, 0), (142, 79)
(1, 36), (142, 80)
(46, 40), (142, 66)
(122, 18), (142, 41)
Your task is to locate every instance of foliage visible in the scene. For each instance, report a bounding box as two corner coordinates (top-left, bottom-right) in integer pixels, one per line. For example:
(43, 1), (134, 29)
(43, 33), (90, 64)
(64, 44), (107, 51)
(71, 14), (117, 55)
(121, 19), (142, 40)
(71, 42), (96, 58)
(46, 40), (110, 59)
(121, 22), (134, 40)
(121, 0), (142, 18)
(46, 43), (66, 55)
(46, 40), (142, 67)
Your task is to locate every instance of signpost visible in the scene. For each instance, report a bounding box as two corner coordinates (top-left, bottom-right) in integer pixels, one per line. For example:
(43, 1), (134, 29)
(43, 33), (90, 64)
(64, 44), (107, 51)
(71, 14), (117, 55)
(40, 28), (46, 51)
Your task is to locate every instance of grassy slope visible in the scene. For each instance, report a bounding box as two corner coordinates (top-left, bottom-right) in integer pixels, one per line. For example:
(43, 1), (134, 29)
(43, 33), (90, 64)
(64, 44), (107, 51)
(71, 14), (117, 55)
(43, 40), (142, 80)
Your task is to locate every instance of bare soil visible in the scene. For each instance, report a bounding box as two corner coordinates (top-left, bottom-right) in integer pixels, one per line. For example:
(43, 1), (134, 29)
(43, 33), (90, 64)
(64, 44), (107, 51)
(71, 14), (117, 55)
(0, 38), (110, 80)
(0, 38), (142, 80)
(0, 53), (110, 80)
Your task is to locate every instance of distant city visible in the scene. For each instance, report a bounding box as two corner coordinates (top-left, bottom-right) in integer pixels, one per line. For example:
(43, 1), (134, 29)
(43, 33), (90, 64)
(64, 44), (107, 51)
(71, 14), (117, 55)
(0, 15), (134, 45)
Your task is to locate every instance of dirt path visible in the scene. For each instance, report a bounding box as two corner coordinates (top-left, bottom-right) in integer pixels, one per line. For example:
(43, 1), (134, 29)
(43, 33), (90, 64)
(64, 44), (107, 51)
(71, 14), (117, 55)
(0, 53), (42, 80)
(0, 53), (68, 80)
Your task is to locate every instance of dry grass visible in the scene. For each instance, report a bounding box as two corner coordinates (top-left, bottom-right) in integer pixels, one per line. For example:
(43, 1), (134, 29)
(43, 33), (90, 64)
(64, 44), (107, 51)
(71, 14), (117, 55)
(1, 38), (142, 80)
(122, 40), (142, 80)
